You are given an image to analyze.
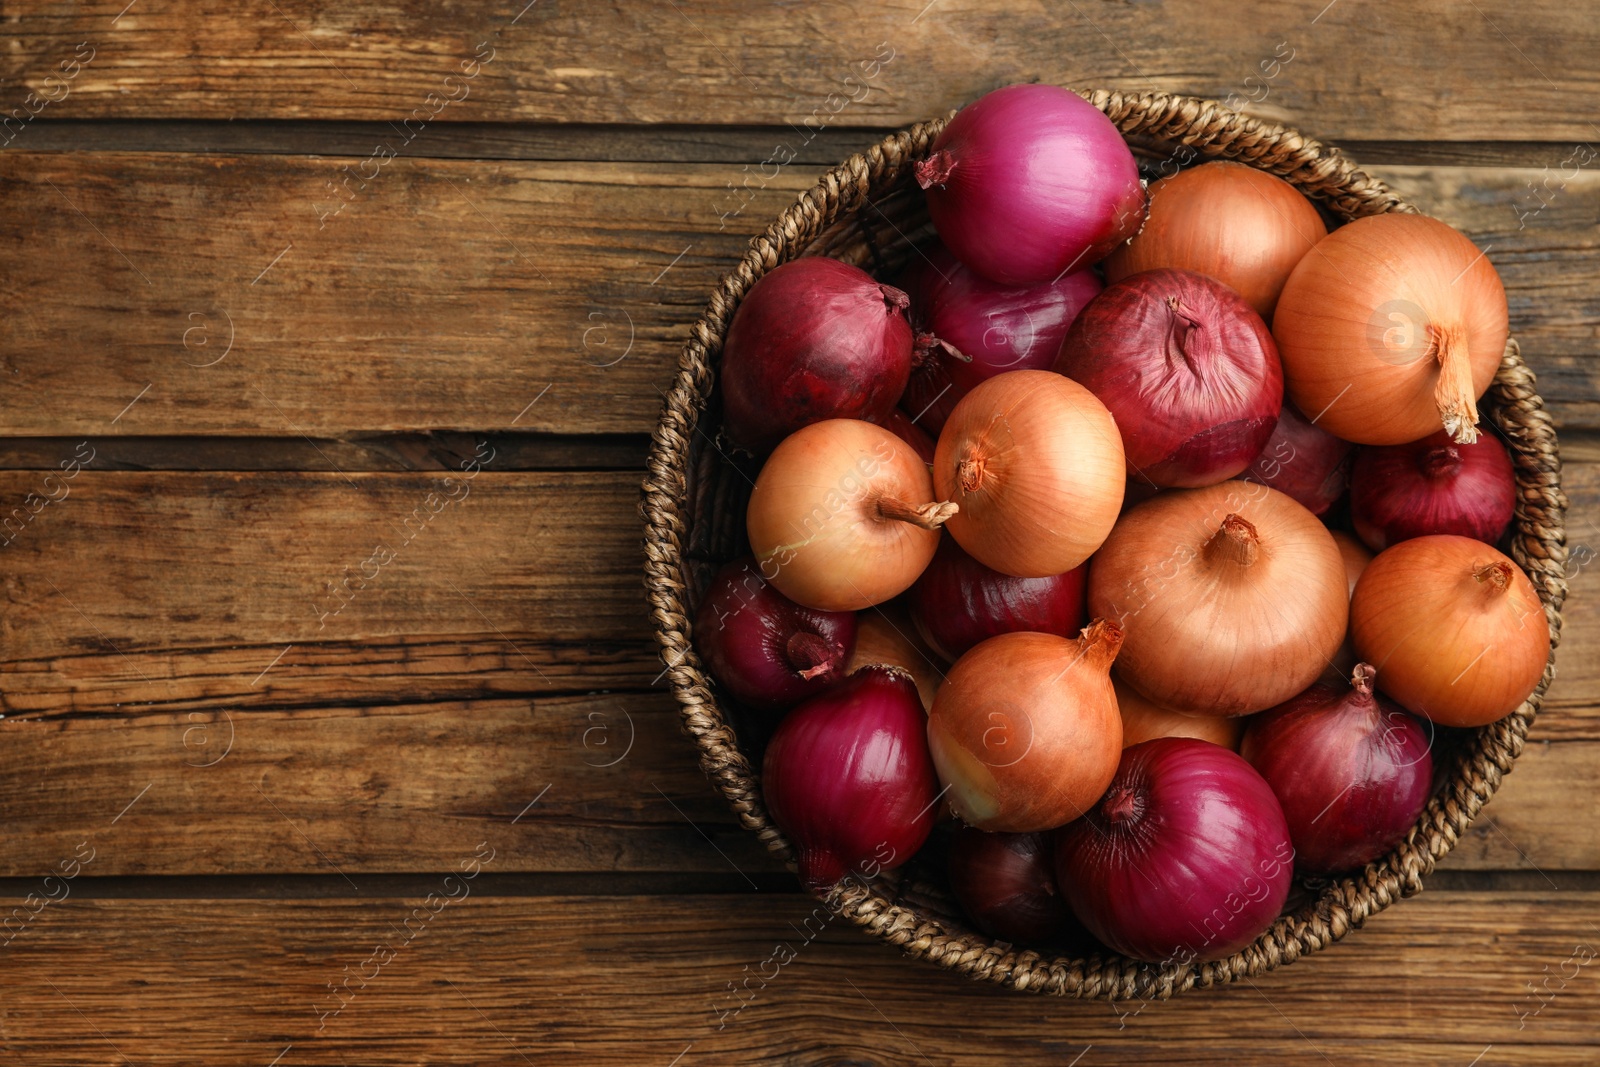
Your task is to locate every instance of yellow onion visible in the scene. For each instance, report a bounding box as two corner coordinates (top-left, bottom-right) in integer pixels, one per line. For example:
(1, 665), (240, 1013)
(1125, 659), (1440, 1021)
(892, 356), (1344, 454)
(847, 601), (946, 713)
(1114, 678), (1242, 750)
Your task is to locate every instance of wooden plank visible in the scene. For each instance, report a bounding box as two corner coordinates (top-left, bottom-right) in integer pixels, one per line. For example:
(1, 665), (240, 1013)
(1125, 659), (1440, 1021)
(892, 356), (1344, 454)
(0, 892), (1593, 1064)
(1, 154), (1596, 438)
(2, 1), (1599, 141)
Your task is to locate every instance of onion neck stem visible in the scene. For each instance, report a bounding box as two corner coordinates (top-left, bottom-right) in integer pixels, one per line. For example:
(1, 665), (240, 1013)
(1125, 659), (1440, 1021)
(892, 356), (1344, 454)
(873, 495), (958, 530)
(957, 451), (987, 494)
(1422, 445), (1462, 479)
(879, 283), (911, 315)
(1102, 785), (1143, 827)
(1473, 560), (1513, 594)
(786, 631), (835, 679)
(1349, 662), (1378, 701)
(1164, 295), (1206, 375)
(1430, 322), (1481, 444)
(913, 149), (956, 190)
(1077, 618), (1125, 672)
(1204, 514), (1260, 568)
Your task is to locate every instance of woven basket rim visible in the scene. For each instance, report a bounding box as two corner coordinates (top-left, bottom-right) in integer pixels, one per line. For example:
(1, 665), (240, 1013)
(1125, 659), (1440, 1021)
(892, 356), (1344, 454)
(641, 88), (1570, 1000)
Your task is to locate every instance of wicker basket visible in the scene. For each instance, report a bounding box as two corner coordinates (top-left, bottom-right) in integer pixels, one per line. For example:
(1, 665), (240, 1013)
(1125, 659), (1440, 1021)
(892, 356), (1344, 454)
(641, 89), (1569, 999)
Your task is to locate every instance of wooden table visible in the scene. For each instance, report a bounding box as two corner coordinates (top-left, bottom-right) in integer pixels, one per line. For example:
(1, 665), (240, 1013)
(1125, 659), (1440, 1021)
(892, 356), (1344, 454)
(2, 3), (1597, 1063)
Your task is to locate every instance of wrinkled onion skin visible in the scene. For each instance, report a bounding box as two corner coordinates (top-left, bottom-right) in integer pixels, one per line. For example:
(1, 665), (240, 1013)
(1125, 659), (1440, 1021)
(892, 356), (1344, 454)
(1104, 161), (1327, 319)
(1350, 430), (1516, 551)
(1238, 403), (1353, 518)
(909, 536), (1087, 662)
(1055, 269), (1283, 488)
(1115, 678), (1242, 750)
(1055, 738), (1295, 964)
(1242, 674), (1434, 875)
(762, 667), (938, 892)
(1350, 535), (1549, 727)
(917, 84), (1146, 286)
(722, 258), (913, 453)
(694, 557), (859, 712)
(901, 242), (1103, 393)
(948, 827), (1080, 945)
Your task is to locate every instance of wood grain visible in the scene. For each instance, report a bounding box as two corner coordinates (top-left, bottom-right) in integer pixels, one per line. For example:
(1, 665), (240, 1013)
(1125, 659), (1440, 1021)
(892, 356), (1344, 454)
(3, 1), (1598, 141)
(0, 892), (1594, 1065)
(1, 154), (1596, 437)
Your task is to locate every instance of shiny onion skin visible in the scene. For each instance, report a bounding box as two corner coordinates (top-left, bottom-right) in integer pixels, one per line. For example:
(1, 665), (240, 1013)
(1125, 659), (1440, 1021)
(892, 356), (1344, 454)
(1273, 214), (1508, 446)
(1238, 402), (1354, 517)
(935, 370), (1125, 578)
(1242, 664), (1434, 875)
(927, 621), (1123, 832)
(948, 826), (1080, 945)
(1054, 269), (1283, 488)
(721, 258), (914, 453)
(747, 419), (956, 612)
(694, 557), (859, 713)
(847, 601), (946, 713)
(913, 84), (1146, 286)
(1350, 429), (1516, 551)
(1103, 161), (1327, 319)
(1351, 535), (1549, 727)
(1088, 482), (1348, 717)
(900, 242), (1103, 394)
(1055, 738), (1295, 964)
(1114, 678), (1243, 750)
(908, 536), (1087, 662)
(762, 666), (938, 891)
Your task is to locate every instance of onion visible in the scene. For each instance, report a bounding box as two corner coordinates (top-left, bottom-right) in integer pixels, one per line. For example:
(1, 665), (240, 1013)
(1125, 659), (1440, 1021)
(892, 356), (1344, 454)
(1350, 535), (1549, 727)
(1055, 738), (1294, 963)
(1350, 429), (1516, 551)
(762, 666), (938, 891)
(907, 536), (1087, 662)
(1054, 268), (1283, 488)
(1115, 678), (1242, 750)
(927, 621), (1123, 832)
(1321, 531), (1374, 683)
(747, 419), (956, 611)
(1237, 402), (1353, 517)
(721, 258), (914, 453)
(1087, 482), (1348, 716)
(1273, 214), (1509, 446)
(694, 557), (859, 712)
(1241, 664), (1434, 875)
(1103, 161), (1327, 319)
(898, 337), (962, 437)
(934, 370), (1124, 578)
(877, 407), (937, 466)
(847, 601), (946, 712)
(948, 827), (1080, 945)
(914, 83), (1146, 286)
(900, 241), (1102, 394)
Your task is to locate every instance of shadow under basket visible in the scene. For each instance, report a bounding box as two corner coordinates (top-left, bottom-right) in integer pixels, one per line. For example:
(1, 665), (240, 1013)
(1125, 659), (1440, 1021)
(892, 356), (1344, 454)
(640, 89), (1570, 999)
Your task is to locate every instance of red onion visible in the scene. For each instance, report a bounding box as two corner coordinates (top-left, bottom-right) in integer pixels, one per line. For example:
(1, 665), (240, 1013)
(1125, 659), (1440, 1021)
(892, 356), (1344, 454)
(762, 666), (938, 890)
(900, 242), (1102, 394)
(908, 536), (1086, 661)
(948, 827), (1080, 945)
(1349, 429), (1516, 551)
(1055, 269), (1283, 488)
(1055, 738), (1294, 963)
(877, 407), (936, 465)
(721, 258), (913, 453)
(914, 84), (1146, 286)
(898, 335), (962, 437)
(1238, 402), (1354, 517)
(694, 557), (858, 712)
(1241, 664), (1434, 875)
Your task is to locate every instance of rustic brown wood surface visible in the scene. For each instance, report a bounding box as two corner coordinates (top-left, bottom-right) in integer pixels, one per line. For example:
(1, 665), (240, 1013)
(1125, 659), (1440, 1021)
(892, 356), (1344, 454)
(2, 3), (1598, 1063)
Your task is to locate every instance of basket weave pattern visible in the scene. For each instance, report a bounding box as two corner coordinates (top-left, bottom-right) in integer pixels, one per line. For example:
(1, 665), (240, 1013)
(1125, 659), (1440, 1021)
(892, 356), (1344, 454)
(641, 90), (1568, 999)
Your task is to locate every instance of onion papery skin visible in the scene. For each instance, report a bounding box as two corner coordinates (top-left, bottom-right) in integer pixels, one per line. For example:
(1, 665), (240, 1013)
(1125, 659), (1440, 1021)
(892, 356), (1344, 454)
(914, 84), (1146, 286)
(1350, 535), (1549, 727)
(847, 600), (946, 713)
(694, 557), (859, 713)
(908, 536), (1087, 662)
(1055, 738), (1295, 964)
(935, 370), (1125, 578)
(1242, 665), (1434, 875)
(1087, 482), (1348, 717)
(1320, 532), (1375, 684)
(1104, 161), (1327, 319)
(747, 419), (955, 612)
(1350, 429), (1516, 551)
(899, 337), (963, 437)
(948, 827), (1080, 945)
(1055, 269), (1283, 488)
(1238, 402), (1353, 517)
(762, 666), (939, 892)
(1115, 678), (1242, 750)
(1273, 214), (1508, 446)
(876, 407), (938, 466)
(927, 622), (1123, 832)
(901, 242), (1102, 394)
(721, 257), (914, 454)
